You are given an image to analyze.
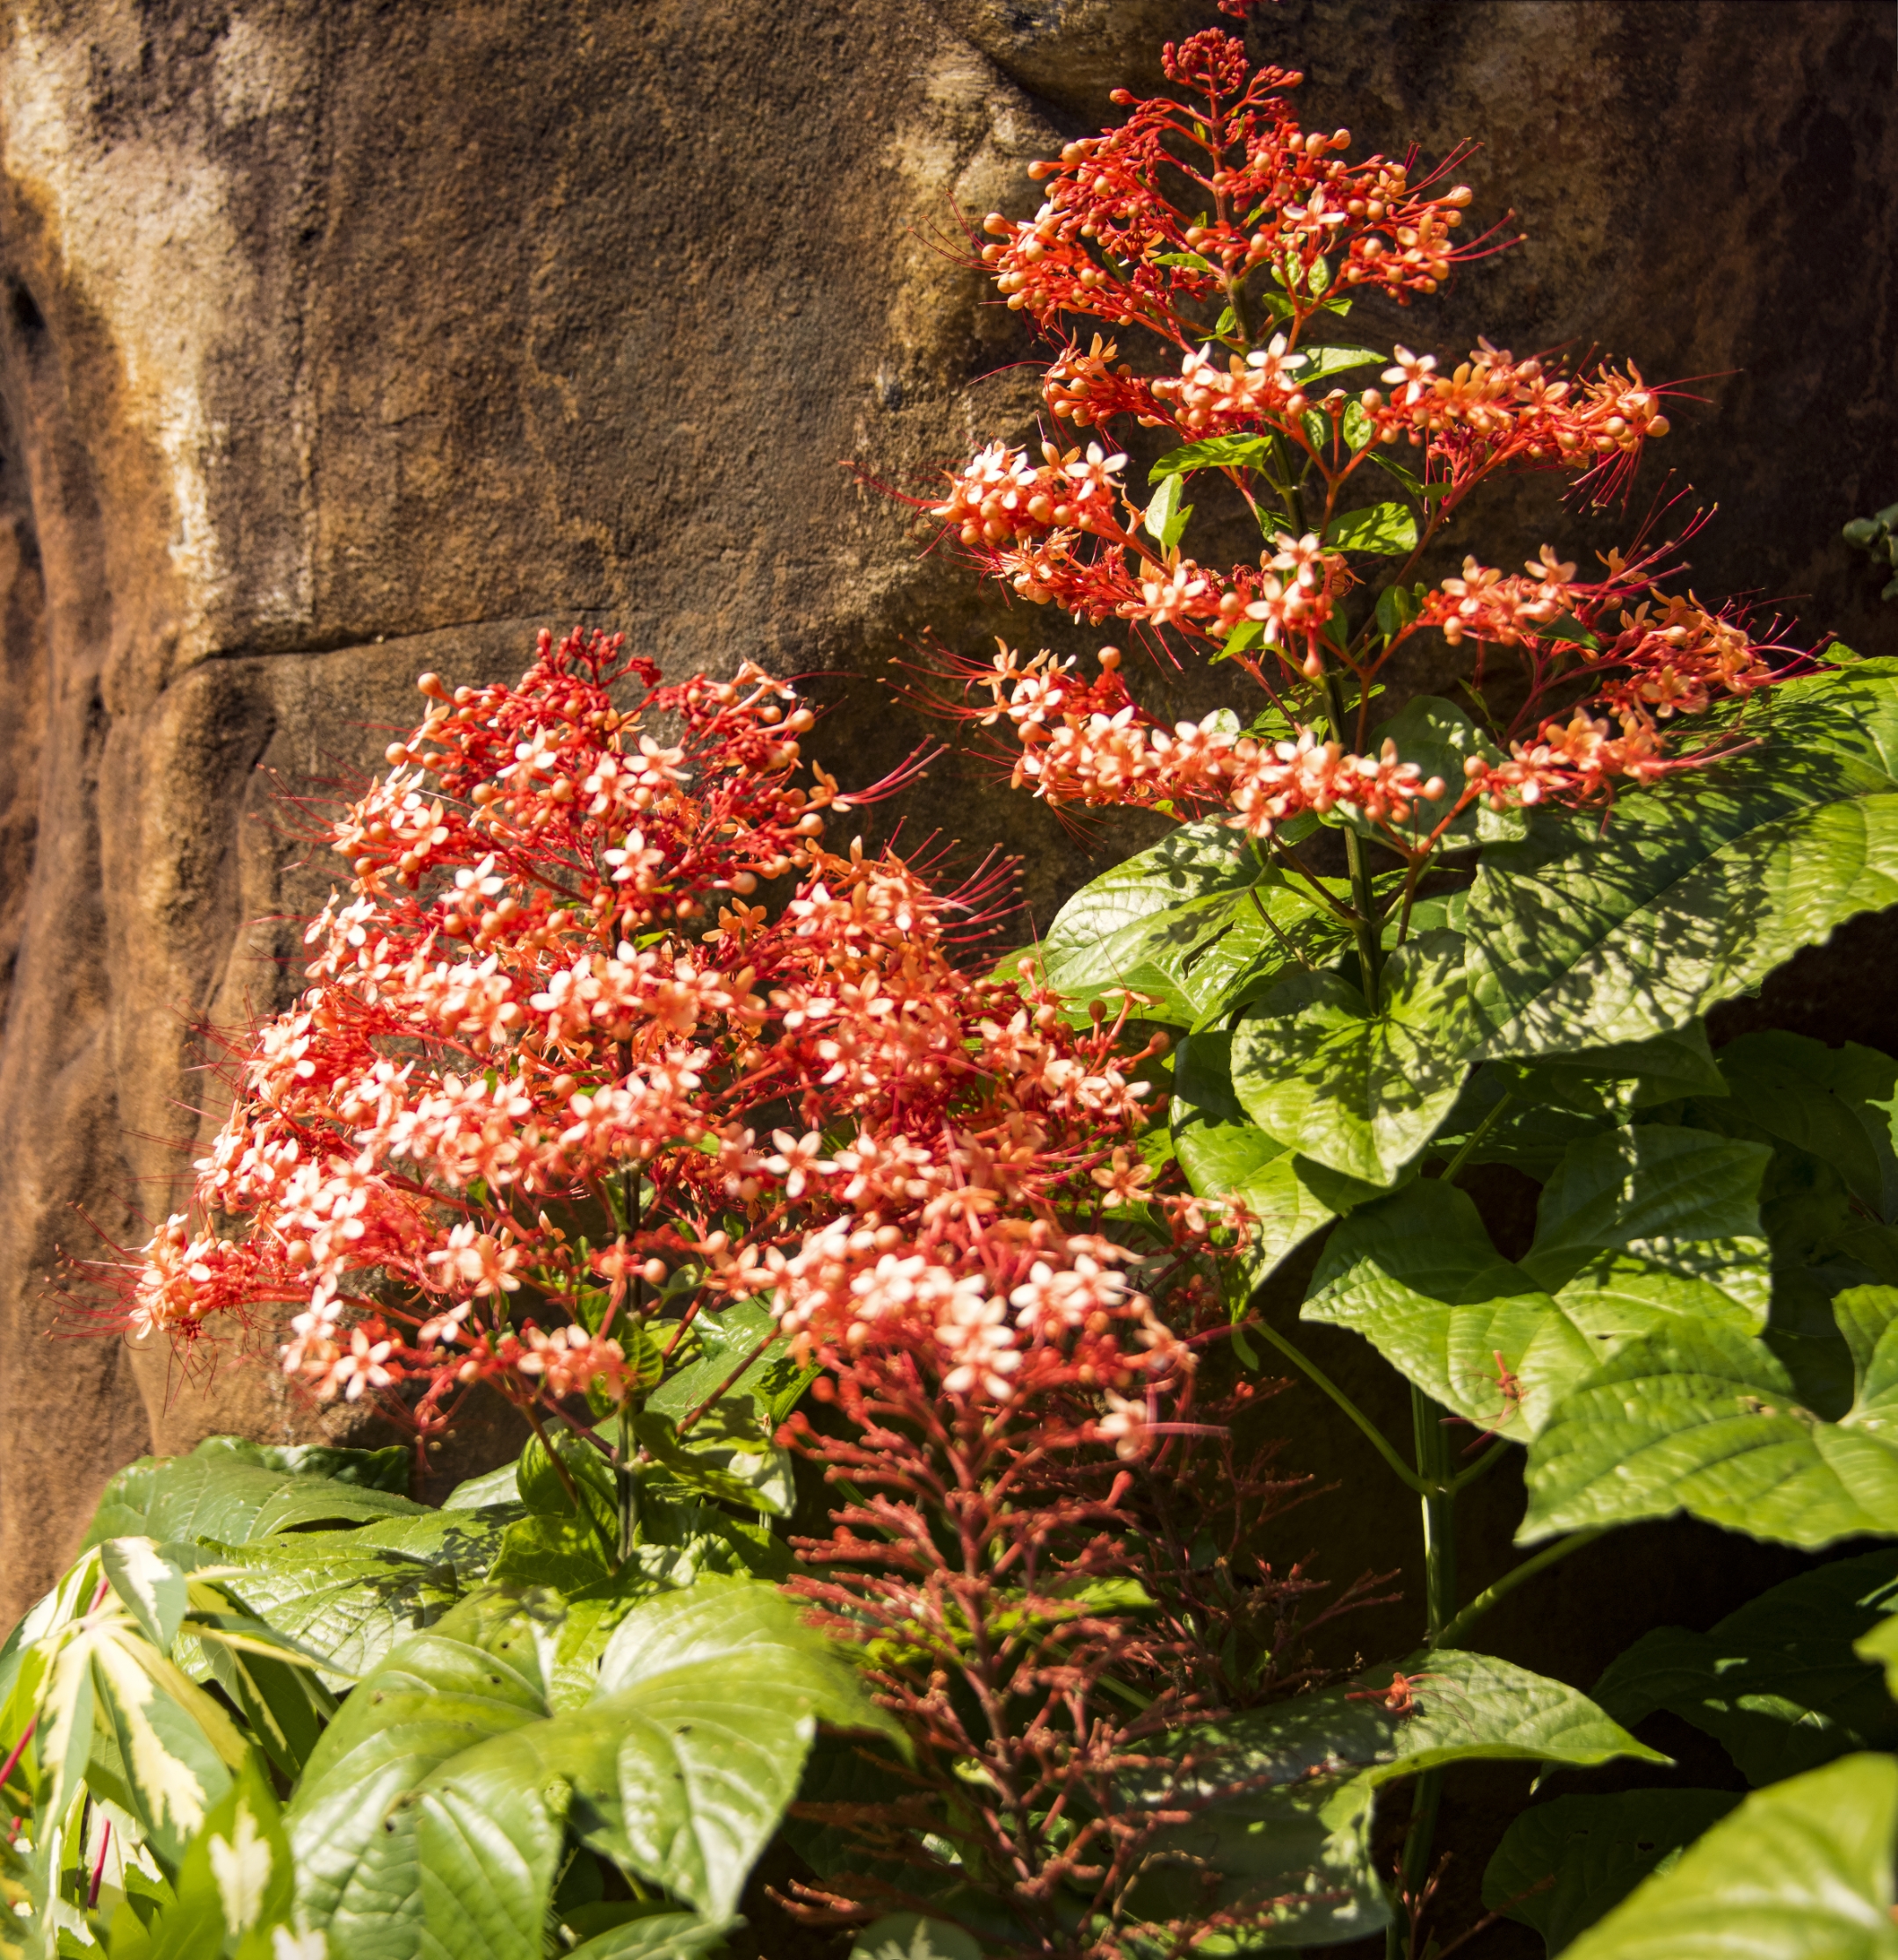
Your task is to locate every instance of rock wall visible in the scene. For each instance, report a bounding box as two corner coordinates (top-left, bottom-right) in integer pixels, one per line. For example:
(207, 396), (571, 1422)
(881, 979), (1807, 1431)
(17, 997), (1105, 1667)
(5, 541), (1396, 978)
(0, 0), (1888, 1624)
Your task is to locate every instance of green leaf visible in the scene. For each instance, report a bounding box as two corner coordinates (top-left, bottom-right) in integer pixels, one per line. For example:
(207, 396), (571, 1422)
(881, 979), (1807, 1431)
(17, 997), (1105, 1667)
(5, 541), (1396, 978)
(1592, 1550), (1898, 1787)
(1482, 1790), (1741, 1956)
(100, 1543), (188, 1659)
(1124, 1647), (1660, 1948)
(441, 1461), (520, 1511)
(1716, 1031), (1898, 1222)
(1229, 930), (1470, 1187)
(487, 1514), (614, 1593)
(189, 1435), (414, 1494)
(1353, 695), (1494, 846)
(208, 1510), (509, 1687)
(1306, 1179), (1565, 1440)
(1463, 664), (1898, 1064)
(1494, 1022), (1729, 1122)
(1558, 1754), (1898, 1960)
(149, 1759), (293, 1960)
(1148, 433), (1274, 483)
(1300, 345), (1381, 383)
(565, 1913), (736, 1958)
(1170, 1032), (1341, 1285)
(84, 1440), (424, 1552)
(1142, 474), (1191, 552)
(1040, 819), (1344, 1029)
(286, 1590), (557, 1957)
(851, 1915), (983, 1960)
(637, 1403), (795, 1518)
(1322, 502), (1418, 555)
(1518, 1126), (1772, 1334)
(1522, 1286), (1898, 1545)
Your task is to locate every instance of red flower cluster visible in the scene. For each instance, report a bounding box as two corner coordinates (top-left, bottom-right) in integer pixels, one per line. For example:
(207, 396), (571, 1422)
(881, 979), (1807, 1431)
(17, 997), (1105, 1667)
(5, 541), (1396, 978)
(910, 29), (1806, 855)
(117, 629), (1221, 1456)
(978, 33), (1497, 345)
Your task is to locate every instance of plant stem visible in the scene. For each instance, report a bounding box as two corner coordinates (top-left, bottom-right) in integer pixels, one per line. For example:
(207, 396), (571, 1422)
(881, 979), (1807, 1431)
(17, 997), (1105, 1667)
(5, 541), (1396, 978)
(1319, 665), (1384, 1008)
(1439, 1092), (1514, 1186)
(1245, 1315), (1424, 1493)
(616, 1396), (640, 1564)
(1389, 1383), (1459, 1960)
(1412, 1385), (1458, 1644)
(1434, 1529), (1605, 1651)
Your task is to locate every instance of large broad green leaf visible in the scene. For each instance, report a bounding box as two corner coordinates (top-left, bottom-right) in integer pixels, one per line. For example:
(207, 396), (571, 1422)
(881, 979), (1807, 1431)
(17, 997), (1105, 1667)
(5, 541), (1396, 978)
(141, 1757), (296, 1960)
(1122, 1648), (1659, 1949)
(1481, 1790), (1741, 1956)
(188, 1435), (414, 1493)
(1229, 930), (1470, 1187)
(1590, 1550), (1898, 1786)
(1522, 1285), (1898, 1546)
(1558, 1753), (1898, 1960)
(1463, 663), (1898, 1063)
(1715, 1031), (1898, 1223)
(288, 1578), (893, 1956)
(286, 1590), (557, 1960)
(1518, 1127), (1772, 1332)
(1170, 1030), (1345, 1284)
(564, 1913), (736, 1958)
(206, 1508), (514, 1687)
(1306, 1127), (1771, 1437)
(1305, 1179), (1563, 1440)
(84, 1438), (425, 1550)
(1039, 819), (1343, 1029)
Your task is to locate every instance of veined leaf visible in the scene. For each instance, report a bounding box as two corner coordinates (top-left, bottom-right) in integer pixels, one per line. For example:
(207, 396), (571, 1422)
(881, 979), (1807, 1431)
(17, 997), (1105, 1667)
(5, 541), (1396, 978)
(1170, 1031), (1342, 1286)
(145, 1758), (294, 1960)
(1345, 695), (1493, 847)
(1148, 433), (1274, 482)
(288, 1578), (890, 1953)
(1482, 1790), (1741, 1956)
(1308, 1127), (1774, 1437)
(1464, 663), (1898, 1063)
(1230, 929), (1470, 1187)
(1323, 502), (1417, 555)
(84, 1439), (424, 1552)
(564, 1913), (737, 1958)
(1592, 1550), (1898, 1787)
(1522, 1285), (1898, 1545)
(1123, 1647), (1659, 1948)
(1040, 818), (1344, 1028)
(1715, 1031), (1898, 1223)
(1558, 1754), (1898, 1960)
(188, 1436), (413, 1494)
(286, 1590), (557, 1957)
(207, 1510), (509, 1688)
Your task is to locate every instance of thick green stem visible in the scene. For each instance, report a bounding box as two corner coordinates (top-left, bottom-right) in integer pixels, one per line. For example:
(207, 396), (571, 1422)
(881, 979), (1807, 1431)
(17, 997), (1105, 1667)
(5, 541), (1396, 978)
(615, 1397), (640, 1564)
(1246, 1316), (1424, 1494)
(1319, 666), (1384, 1008)
(1434, 1529), (1606, 1651)
(1412, 1384), (1458, 1644)
(1388, 1383), (1458, 1959)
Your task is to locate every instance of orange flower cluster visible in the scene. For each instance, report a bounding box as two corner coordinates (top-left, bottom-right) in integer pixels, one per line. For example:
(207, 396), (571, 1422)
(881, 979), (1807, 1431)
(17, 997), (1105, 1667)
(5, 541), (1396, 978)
(907, 26), (1809, 853)
(120, 629), (1213, 1446)
(977, 31), (1496, 347)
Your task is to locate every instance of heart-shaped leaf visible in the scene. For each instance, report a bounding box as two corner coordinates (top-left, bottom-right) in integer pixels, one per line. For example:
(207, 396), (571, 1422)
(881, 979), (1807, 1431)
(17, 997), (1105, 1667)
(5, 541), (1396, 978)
(1592, 1550), (1898, 1786)
(1557, 1753), (1898, 1960)
(1230, 930), (1473, 1187)
(1522, 1286), (1898, 1546)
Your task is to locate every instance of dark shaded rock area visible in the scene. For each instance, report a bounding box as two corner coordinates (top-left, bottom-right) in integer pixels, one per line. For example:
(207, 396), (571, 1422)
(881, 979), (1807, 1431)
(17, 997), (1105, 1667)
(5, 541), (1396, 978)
(0, 4), (1889, 1938)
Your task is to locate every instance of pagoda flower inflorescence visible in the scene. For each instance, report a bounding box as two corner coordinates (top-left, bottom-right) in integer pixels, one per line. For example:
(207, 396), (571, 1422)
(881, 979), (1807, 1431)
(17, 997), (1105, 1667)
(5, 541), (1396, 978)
(116, 627), (1219, 1463)
(917, 25), (1811, 928)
